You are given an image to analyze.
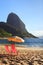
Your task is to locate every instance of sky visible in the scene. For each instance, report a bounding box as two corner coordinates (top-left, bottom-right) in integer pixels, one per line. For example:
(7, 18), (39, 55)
(0, 0), (43, 37)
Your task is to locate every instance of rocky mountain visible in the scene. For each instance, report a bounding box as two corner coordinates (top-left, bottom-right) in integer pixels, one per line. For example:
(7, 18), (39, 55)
(0, 12), (36, 38)
(0, 22), (21, 36)
(7, 13), (26, 33)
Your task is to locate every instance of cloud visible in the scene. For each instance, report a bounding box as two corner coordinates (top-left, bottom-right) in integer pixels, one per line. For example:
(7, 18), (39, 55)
(30, 30), (43, 37)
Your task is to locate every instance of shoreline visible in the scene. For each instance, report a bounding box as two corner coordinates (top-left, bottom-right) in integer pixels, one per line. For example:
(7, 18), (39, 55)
(0, 44), (43, 50)
(0, 44), (43, 54)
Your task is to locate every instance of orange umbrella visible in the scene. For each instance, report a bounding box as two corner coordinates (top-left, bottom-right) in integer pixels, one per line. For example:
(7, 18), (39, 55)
(7, 36), (24, 43)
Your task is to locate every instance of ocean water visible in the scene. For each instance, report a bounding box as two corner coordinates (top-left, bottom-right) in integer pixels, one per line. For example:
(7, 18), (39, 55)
(24, 38), (43, 47)
(0, 38), (43, 47)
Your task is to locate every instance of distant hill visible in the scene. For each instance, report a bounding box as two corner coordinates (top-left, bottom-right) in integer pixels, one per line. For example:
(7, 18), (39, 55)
(0, 12), (36, 38)
(39, 36), (43, 39)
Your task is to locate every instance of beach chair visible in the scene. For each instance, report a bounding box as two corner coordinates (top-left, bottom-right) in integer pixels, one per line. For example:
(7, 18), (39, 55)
(5, 45), (11, 54)
(5, 44), (17, 55)
(11, 44), (17, 53)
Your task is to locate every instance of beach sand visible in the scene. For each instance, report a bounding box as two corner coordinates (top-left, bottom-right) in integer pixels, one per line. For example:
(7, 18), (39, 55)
(0, 45), (43, 65)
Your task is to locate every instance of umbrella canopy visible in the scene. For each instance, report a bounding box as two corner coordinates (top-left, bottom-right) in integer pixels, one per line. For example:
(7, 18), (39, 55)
(7, 36), (24, 43)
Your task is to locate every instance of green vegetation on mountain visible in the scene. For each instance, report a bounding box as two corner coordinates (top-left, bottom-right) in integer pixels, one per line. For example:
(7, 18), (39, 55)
(0, 28), (12, 37)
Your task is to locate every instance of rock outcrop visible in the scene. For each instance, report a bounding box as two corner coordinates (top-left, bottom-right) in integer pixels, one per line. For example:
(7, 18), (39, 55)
(0, 12), (36, 38)
(7, 13), (26, 33)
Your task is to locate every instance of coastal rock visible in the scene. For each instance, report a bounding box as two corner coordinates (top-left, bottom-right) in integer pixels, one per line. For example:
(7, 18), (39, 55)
(7, 13), (26, 32)
(0, 12), (36, 38)
(6, 12), (36, 38)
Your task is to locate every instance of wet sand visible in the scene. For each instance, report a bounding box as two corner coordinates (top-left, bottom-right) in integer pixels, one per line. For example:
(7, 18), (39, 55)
(0, 45), (43, 65)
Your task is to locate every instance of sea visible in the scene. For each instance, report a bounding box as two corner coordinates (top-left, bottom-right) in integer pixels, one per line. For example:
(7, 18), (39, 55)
(0, 38), (43, 47)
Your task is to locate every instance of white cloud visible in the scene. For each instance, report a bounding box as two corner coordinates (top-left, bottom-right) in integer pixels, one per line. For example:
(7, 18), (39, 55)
(30, 30), (43, 37)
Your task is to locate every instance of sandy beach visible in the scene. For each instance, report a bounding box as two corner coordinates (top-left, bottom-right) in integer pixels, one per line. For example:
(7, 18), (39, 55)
(0, 45), (43, 65)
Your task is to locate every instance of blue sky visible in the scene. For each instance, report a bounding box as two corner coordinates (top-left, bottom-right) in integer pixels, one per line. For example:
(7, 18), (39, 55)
(0, 0), (43, 37)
